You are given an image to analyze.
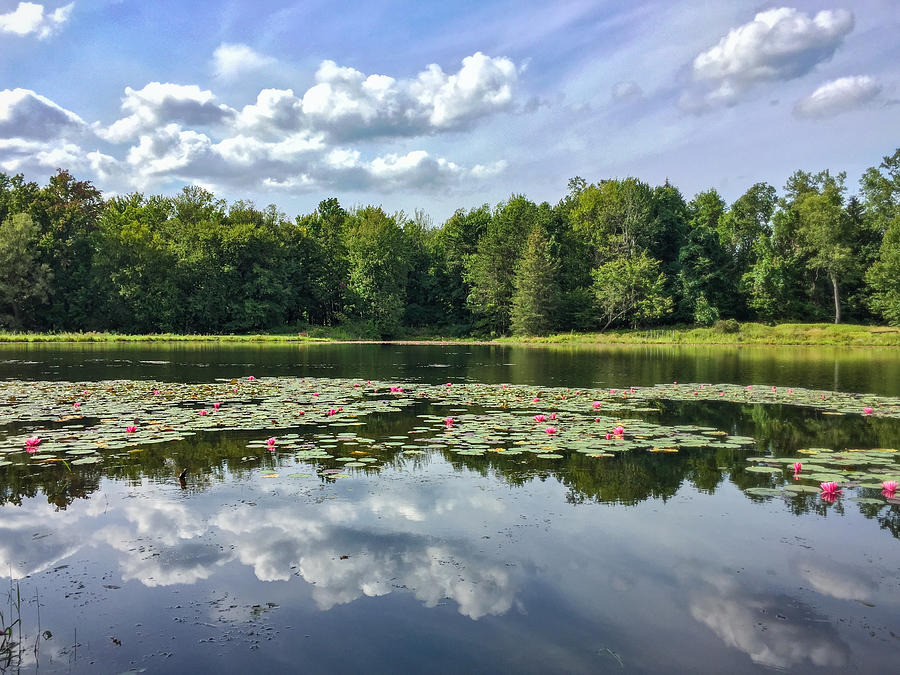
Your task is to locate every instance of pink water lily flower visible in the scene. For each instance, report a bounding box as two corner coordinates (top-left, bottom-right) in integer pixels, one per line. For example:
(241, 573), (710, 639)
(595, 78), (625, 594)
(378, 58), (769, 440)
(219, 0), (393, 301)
(793, 462), (802, 474)
(549, 413), (557, 420)
(232, 387), (238, 393)
(266, 437), (276, 446)
(327, 408), (337, 416)
(788, 388), (793, 394)
(313, 392), (319, 397)
(605, 433), (612, 440)
(126, 426), (137, 433)
(353, 383), (360, 387)
(199, 409), (209, 416)
(882, 480), (898, 493)
(534, 414), (546, 422)
(73, 402), (81, 407)
(592, 401), (602, 408)
(532, 397), (540, 403)
(248, 376), (255, 381)
(298, 410), (305, 415)
(613, 426), (625, 436)
(446, 382), (452, 387)
(445, 417), (454, 427)
(820, 481), (842, 501)
(25, 437), (41, 451)
(545, 427), (558, 435)
(594, 417), (601, 422)
(863, 407), (873, 415)
(213, 402), (221, 409)
(153, 389), (161, 395)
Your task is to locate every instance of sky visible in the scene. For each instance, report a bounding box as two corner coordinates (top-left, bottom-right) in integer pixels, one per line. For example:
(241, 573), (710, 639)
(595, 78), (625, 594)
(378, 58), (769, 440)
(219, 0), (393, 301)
(0, 0), (897, 222)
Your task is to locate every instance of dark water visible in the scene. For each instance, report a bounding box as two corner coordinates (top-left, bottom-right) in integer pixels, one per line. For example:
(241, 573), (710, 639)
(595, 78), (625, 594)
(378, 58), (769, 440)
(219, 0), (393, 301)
(1, 343), (899, 674)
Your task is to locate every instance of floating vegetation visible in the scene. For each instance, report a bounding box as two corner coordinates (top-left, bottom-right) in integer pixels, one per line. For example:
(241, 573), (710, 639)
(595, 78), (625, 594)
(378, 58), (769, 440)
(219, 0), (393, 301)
(1, 376), (898, 515)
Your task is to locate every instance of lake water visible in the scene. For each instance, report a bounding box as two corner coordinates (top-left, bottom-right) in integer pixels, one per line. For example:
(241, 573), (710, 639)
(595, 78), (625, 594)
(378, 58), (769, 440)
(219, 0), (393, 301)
(0, 343), (898, 673)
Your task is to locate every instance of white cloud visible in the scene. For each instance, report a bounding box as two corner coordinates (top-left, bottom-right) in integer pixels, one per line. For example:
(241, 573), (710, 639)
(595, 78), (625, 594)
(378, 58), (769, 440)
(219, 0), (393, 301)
(793, 75), (881, 118)
(118, 120), (502, 194)
(684, 7), (854, 111)
(298, 51), (518, 140)
(694, 8), (853, 83)
(6, 51), (516, 195)
(235, 88), (305, 138)
(99, 82), (236, 142)
(0, 137), (117, 180)
(0, 88), (85, 140)
(0, 2), (72, 39)
(212, 43), (277, 80)
(414, 51), (518, 128)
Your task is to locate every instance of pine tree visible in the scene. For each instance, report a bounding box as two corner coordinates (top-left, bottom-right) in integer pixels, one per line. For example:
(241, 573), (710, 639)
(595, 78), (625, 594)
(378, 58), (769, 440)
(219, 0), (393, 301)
(510, 228), (558, 335)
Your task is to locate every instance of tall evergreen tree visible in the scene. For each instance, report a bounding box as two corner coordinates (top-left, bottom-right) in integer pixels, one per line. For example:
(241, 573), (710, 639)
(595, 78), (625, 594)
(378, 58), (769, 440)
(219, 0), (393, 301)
(510, 227), (558, 335)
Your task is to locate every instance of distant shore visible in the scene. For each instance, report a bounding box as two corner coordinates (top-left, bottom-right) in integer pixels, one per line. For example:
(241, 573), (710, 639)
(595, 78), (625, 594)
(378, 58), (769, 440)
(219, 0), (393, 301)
(0, 323), (898, 346)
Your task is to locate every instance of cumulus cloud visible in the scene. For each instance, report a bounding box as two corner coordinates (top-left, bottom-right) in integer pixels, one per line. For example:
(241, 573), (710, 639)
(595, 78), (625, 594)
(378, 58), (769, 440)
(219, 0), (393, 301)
(235, 88), (305, 138)
(212, 43), (277, 80)
(0, 88), (85, 140)
(683, 7), (854, 111)
(98, 82), (236, 142)
(119, 121), (500, 193)
(0, 1), (72, 39)
(238, 52), (518, 141)
(793, 75), (881, 118)
(5, 52), (515, 194)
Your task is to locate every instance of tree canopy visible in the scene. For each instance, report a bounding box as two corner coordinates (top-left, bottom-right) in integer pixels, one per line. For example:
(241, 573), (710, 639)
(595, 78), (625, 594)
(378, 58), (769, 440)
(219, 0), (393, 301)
(1, 147), (898, 336)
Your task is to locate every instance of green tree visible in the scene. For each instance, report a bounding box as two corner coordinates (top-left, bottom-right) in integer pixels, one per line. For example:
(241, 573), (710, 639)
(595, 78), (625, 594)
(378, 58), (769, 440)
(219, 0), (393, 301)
(591, 251), (671, 330)
(465, 196), (537, 335)
(678, 190), (731, 321)
(740, 234), (805, 322)
(571, 178), (655, 263)
(29, 170), (104, 330)
(0, 213), (52, 327)
(794, 172), (855, 323)
(510, 226), (558, 335)
(866, 215), (900, 325)
(344, 207), (410, 337)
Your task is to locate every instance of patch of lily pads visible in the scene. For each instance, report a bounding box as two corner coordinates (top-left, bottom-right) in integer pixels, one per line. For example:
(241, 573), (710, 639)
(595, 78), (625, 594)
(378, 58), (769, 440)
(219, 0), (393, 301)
(0, 378), (897, 499)
(741, 444), (900, 507)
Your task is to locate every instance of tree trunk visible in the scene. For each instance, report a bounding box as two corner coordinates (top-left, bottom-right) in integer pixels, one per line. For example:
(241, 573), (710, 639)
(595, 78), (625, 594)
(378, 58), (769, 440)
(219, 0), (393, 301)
(830, 274), (840, 324)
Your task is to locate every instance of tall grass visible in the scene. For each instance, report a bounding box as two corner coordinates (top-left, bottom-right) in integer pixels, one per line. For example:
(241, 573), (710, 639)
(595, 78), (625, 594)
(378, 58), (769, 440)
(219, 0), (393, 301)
(0, 322), (897, 346)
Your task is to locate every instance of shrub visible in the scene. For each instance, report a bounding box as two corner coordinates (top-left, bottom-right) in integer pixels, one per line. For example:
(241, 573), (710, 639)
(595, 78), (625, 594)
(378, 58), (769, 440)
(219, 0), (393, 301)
(714, 318), (740, 334)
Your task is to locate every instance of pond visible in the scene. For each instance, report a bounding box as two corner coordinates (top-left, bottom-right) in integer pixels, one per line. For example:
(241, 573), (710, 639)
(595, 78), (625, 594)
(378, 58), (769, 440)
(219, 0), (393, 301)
(0, 343), (898, 673)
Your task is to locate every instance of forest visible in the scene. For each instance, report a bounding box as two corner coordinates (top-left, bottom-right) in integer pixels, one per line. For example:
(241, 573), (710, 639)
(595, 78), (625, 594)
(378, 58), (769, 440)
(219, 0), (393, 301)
(0, 147), (898, 338)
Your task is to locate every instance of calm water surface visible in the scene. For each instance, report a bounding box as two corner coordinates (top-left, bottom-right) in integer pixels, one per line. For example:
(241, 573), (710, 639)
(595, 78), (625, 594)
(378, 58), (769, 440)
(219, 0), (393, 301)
(0, 343), (898, 673)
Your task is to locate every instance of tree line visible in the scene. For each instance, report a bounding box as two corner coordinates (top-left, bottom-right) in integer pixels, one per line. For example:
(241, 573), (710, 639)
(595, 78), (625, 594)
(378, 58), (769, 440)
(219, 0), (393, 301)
(1, 147), (898, 337)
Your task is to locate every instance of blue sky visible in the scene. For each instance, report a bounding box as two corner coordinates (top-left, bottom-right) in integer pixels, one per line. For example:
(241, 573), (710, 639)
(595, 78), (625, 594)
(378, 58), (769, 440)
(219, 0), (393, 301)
(1, 0), (897, 221)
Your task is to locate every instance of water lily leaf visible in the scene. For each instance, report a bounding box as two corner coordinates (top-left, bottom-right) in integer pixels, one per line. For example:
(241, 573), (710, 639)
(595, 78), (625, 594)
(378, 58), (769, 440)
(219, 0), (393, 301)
(745, 488), (784, 496)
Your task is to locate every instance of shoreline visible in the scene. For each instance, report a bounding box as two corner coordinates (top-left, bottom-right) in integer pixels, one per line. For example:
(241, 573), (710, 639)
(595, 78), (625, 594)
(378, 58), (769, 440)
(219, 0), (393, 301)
(0, 323), (898, 347)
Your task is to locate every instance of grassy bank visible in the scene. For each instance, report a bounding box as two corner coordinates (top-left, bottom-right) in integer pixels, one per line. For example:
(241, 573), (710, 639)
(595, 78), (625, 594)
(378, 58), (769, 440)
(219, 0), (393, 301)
(494, 323), (900, 346)
(0, 323), (898, 346)
(0, 331), (332, 343)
